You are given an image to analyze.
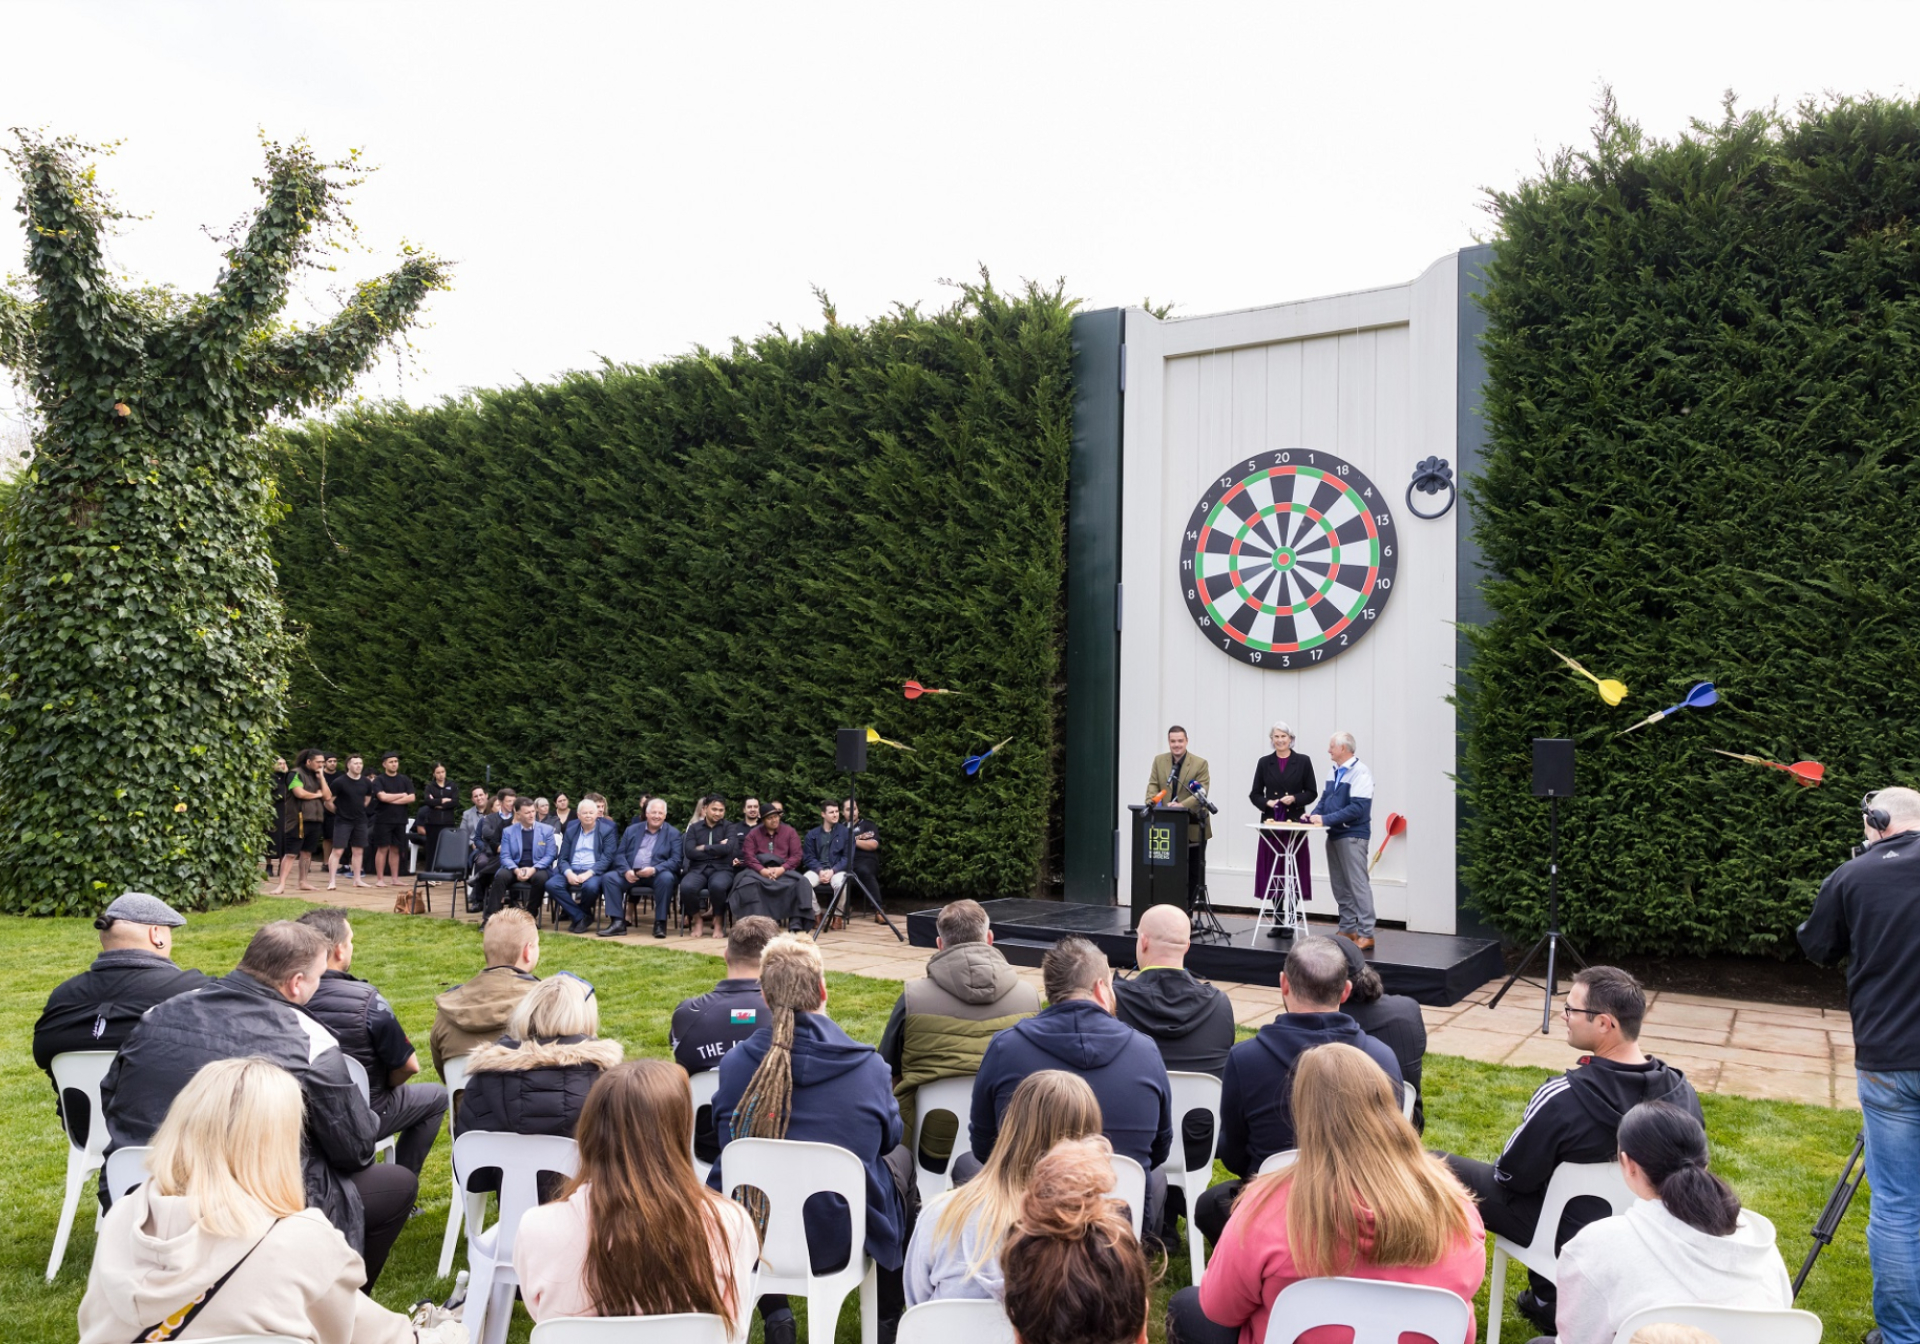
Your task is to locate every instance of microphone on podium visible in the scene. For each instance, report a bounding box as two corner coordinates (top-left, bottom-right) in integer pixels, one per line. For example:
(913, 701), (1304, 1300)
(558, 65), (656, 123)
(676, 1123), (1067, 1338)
(1187, 779), (1220, 814)
(1150, 789), (1168, 804)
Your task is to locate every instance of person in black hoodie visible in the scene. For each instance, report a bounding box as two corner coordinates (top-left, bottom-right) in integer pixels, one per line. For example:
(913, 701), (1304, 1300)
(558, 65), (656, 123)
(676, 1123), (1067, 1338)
(1193, 935), (1401, 1247)
(1438, 964), (1701, 1336)
(672, 915), (779, 1163)
(1328, 933), (1428, 1131)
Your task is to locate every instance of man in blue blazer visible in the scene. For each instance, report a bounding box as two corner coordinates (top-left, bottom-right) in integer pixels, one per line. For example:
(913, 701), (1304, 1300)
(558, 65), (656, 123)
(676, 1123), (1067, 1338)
(489, 797), (558, 924)
(802, 801), (853, 922)
(547, 797), (621, 935)
(610, 797), (685, 939)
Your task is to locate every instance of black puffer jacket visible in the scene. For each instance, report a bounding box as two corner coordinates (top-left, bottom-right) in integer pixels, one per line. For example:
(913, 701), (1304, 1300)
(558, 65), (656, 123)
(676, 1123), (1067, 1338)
(99, 970), (377, 1249)
(33, 951), (207, 1122)
(453, 1032), (623, 1195)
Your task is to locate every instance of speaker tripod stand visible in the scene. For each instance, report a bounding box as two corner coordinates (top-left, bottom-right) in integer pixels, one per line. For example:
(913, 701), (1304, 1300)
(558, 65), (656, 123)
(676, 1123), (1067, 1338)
(1487, 792), (1586, 1033)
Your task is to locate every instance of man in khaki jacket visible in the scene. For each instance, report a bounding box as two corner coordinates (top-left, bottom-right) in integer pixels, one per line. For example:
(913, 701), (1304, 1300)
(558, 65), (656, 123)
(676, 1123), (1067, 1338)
(1145, 724), (1213, 906)
(429, 907), (540, 1075)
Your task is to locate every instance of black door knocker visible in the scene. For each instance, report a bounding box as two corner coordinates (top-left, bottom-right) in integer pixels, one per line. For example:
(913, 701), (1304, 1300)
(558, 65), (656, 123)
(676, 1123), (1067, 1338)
(1406, 456), (1456, 519)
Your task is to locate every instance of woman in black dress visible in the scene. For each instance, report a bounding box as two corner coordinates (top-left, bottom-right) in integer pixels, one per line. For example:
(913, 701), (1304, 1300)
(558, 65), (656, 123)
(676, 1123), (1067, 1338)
(1249, 721), (1317, 926)
(418, 762), (459, 868)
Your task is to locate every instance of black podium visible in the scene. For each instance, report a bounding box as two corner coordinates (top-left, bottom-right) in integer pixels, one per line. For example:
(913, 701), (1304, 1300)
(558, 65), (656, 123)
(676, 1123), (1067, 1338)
(1127, 803), (1191, 929)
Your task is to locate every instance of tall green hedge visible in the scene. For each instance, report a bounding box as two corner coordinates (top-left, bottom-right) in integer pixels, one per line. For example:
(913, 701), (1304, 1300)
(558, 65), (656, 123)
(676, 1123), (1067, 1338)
(1461, 96), (1920, 955)
(270, 279), (1075, 901)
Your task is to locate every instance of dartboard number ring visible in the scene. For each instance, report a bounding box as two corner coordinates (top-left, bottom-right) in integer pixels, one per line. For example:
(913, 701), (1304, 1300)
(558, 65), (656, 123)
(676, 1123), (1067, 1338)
(1178, 449), (1399, 668)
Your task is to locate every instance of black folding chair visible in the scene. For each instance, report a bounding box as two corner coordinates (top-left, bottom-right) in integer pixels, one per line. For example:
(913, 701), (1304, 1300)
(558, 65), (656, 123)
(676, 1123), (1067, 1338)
(411, 829), (471, 917)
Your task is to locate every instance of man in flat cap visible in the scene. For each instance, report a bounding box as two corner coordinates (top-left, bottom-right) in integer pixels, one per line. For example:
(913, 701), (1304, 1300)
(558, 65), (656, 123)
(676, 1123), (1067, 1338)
(32, 892), (206, 1135)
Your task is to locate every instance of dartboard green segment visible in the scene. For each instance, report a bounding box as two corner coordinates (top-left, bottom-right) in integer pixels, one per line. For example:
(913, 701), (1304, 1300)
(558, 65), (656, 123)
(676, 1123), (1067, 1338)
(1177, 450), (1399, 668)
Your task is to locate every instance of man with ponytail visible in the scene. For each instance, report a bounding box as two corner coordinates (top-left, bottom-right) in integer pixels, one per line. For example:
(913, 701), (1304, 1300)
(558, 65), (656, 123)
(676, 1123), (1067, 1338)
(708, 935), (916, 1344)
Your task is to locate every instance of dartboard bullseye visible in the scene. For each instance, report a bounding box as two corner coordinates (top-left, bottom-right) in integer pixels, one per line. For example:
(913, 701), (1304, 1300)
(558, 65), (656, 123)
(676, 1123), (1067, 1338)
(1178, 450), (1398, 668)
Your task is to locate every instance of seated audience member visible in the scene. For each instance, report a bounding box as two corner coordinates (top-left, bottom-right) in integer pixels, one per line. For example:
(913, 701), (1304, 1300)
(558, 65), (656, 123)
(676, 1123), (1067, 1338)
(611, 796), (684, 940)
(1542, 1101), (1791, 1344)
(100, 921), (415, 1286)
(802, 801), (852, 922)
(844, 796), (884, 923)
(740, 797), (762, 829)
(297, 908), (450, 1177)
(1332, 934), (1428, 1130)
(710, 935), (914, 1340)
(671, 916), (779, 1164)
(79, 1058), (462, 1344)
(967, 936), (1172, 1231)
(1195, 935), (1402, 1246)
(549, 793), (572, 834)
(1437, 965), (1701, 1337)
(729, 802), (811, 931)
(1168, 1043), (1485, 1344)
(1000, 1137), (1150, 1344)
(33, 892), (205, 1133)
(469, 789), (516, 917)
(490, 796), (559, 923)
(548, 797), (618, 934)
(682, 795), (743, 939)
(513, 1060), (758, 1338)
(432, 907), (541, 1075)
(1115, 905), (1237, 1077)
(879, 899), (1040, 1172)
(906, 1070), (1101, 1306)
(460, 785), (490, 842)
(456, 972), (622, 1198)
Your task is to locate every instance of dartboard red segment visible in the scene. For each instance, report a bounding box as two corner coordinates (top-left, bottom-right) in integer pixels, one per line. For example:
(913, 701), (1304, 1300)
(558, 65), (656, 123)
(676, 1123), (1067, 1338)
(1178, 450), (1399, 669)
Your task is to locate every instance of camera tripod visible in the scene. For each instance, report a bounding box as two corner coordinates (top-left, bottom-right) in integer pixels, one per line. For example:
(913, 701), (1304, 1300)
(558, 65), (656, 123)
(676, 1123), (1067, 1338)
(1793, 1131), (1866, 1299)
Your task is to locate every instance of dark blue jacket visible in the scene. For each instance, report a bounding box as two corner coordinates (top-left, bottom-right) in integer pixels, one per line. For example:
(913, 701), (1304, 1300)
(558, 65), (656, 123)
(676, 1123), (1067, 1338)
(803, 824), (851, 874)
(497, 822), (558, 873)
(970, 999), (1172, 1170)
(1315, 758), (1374, 843)
(556, 817), (620, 876)
(616, 820), (683, 877)
(709, 1012), (907, 1271)
(1218, 1011), (1401, 1176)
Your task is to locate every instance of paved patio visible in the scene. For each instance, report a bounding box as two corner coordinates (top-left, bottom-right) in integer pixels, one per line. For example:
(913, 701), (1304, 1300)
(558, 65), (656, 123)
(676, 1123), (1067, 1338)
(288, 880), (1855, 1109)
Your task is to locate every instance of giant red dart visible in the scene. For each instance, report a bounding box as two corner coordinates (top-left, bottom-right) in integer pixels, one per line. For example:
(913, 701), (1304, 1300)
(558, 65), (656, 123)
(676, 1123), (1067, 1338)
(903, 680), (958, 700)
(1618, 682), (1718, 735)
(1708, 750), (1825, 787)
(1368, 812), (1408, 872)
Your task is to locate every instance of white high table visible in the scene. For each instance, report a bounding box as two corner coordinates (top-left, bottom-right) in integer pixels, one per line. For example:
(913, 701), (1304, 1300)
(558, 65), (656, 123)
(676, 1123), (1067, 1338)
(1248, 821), (1315, 939)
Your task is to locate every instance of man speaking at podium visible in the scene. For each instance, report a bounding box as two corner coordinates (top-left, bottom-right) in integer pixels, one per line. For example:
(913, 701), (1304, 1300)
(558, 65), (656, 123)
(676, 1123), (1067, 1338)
(1144, 725), (1213, 908)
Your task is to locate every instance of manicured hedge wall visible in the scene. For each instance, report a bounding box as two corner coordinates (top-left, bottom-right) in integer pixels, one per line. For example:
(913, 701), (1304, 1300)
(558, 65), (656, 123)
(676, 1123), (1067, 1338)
(270, 279), (1075, 902)
(1460, 97), (1920, 955)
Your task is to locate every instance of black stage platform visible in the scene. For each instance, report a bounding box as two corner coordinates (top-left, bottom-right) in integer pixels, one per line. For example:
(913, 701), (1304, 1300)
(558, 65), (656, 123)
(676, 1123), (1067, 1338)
(906, 899), (1503, 1007)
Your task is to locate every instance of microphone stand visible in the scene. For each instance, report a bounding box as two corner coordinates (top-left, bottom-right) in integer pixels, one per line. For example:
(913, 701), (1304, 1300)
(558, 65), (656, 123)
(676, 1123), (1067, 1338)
(1185, 781), (1227, 941)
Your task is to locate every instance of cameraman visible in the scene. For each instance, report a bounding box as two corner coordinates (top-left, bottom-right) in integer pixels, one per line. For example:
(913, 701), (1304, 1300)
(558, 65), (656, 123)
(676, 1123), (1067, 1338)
(1799, 786), (1920, 1344)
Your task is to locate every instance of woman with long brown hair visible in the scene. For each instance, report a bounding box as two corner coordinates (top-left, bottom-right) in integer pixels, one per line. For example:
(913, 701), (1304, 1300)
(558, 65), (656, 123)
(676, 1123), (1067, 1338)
(1169, 1043), (1484, 1344)
(513, 1060), (757, 1338)
(1000, 1136), (1151, 1344)
(906, 1070), (1103, 1304)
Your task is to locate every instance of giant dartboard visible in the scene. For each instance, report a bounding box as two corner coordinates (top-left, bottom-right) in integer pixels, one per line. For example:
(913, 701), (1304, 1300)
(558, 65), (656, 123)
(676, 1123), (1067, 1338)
(1179, 449), (1398, 668)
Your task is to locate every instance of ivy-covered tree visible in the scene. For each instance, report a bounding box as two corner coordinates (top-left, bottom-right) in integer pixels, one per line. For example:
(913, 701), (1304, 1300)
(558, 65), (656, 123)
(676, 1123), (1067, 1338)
(0, 134), (447, 914)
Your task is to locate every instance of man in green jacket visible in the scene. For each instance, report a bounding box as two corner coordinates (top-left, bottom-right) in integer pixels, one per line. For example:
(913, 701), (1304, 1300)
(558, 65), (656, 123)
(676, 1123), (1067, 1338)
(1145, 725), (1213, 907)
(879, 899), (1040, 1170)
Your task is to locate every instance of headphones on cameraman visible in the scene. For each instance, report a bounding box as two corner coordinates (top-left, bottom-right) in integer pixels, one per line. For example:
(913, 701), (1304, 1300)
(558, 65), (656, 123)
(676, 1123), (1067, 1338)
(1862, 791), (1891, 836)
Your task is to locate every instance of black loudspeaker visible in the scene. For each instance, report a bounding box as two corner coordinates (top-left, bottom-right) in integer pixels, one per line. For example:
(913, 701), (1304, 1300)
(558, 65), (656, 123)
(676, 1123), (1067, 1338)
(836, 728), (868, 774)
(1532, 738), (1576, 798)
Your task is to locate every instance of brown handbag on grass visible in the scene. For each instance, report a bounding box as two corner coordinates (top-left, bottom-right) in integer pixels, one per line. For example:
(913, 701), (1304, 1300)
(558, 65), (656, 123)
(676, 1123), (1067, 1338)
(392, 884), (428, 915)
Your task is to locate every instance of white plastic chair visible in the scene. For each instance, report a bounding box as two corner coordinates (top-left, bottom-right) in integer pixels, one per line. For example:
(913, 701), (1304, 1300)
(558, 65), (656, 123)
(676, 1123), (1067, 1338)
(45, 1050), (115, 1280)
(896, 1298), (1017, 1344)
(1159, 1071), (1224, 1284)
(720, 1137), (878, 1344)
(1262, 1276), (1472, 1344)
(341, 1055), (398, 1165)
(1487, 1161), (1637, 1344)
(188, 1336), (306, 1343)
(531, 1315), (733, 1344)
(1105, 1152), (1147, 1239)
(1611, 1303), (1823, 1343)
(689, 1067), (723, 1185)
(101, 1145), (153, 1205)
(456, 1131), (580, 1344)
(434, 1055), (473, 1278)
(1257, 1149), (1298, 1176)
(909, 1073), (977, 1205)
(1401, 1080), (1417, 1121)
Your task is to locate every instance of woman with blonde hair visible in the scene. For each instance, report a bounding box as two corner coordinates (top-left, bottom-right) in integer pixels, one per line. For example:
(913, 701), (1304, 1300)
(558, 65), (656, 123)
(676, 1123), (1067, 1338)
(79, 1057), (463, 1344)
(514, 1060), (758, 1341)
(1000, 1136), (1150, 1344)
(1170, 1043), (1484, 1344)
(906, 1070), (1103, 1304)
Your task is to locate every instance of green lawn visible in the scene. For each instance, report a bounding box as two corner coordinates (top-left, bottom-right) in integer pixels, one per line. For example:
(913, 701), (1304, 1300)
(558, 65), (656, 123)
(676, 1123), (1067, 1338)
(2, 901), (1876, 1342)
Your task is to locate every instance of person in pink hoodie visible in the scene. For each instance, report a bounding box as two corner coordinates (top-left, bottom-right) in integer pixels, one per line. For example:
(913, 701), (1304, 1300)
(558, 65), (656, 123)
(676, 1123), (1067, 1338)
(1169, 1043), (1485, 1344)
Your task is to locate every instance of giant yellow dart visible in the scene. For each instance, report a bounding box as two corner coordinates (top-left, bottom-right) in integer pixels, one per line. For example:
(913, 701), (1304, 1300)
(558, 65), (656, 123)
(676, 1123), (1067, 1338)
(865, 727), (913, 752)
(1548, 647), (1629, 706)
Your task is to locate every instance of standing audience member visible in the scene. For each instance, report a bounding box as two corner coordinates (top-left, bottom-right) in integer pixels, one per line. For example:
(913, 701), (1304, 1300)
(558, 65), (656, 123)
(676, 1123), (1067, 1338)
(905, 1071), (1102, 1306)
(1303, 730), (1376, 950)
(297, 908), (450, 1178)
(671, 916), (779, 1166)
(710, 935), (914, 1344)
(99, 921), (415, 1286)
(1332, 934), (1428, 1129)
(549, 794), (572, 835)
(33, 892), (205, 1135)
(490, 796), (558, 923)
(1542, 1101), (1792, 1344)
(1169, 1043), (1484, 1344)
(369, 753), (416, 888)
(682, 795), (743, 939)
(879, 899), (1040, 1175)
(1194, 936), (1401, 1247)
(431, 908), (541, 1075)
(455, 973), (621, 1199)
(611, 797), (683, 940)
(802, 801), (852, 924)
(327, 755), (378, 890)
(274, 747), (332, 894)
(730, 802), (809, 930)
(1437, 965), (1701, 1337)
(78, 1059), (464, 1344)
(1000, 1137), (1150, 1344)
(418, 763), (459, 868)
(548, 797), (618, 934)
(844, 796), (884, 923)
(513, 1061), (758, 1339)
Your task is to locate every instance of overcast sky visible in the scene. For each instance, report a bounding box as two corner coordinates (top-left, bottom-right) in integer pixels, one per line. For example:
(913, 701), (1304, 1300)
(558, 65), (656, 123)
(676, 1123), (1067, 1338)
(4, 1), (1918, 433)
